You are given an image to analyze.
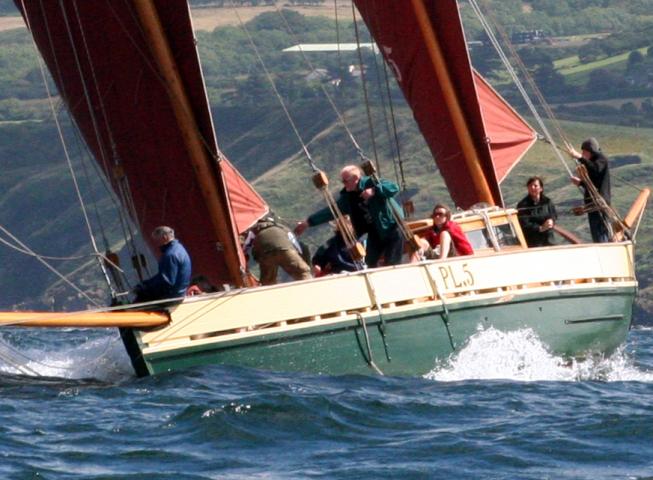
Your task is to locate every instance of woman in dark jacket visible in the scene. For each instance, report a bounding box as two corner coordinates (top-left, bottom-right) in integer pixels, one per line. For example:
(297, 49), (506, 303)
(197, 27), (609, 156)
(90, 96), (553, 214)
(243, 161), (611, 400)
(517, 176), (558, 247)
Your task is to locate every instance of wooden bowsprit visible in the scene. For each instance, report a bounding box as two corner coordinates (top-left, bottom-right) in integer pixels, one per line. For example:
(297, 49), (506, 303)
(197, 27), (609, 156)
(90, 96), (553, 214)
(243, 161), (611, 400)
(0, 311), (169, 328)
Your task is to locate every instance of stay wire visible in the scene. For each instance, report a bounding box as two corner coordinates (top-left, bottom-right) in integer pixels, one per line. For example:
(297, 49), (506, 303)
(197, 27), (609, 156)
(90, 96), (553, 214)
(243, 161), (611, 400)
(351, 4), (380, 169)
(381, 58), (408, 197)
(362, 4), (407, 195)
(476, 0), (571, 148)
(38, 0), (141, 284)
(0, 223), (102, 307)
(235, 9), (362, 263)
(235, 9), (318, 172)
(71, 0), (120, 253)
(58, 1), (118, 295)
(333, 0), (344, 80)
(273, 4), (367, 159)
(468, 0), (574, 178)
(470, 2), (634, 234)
(21, 0), (117, 299)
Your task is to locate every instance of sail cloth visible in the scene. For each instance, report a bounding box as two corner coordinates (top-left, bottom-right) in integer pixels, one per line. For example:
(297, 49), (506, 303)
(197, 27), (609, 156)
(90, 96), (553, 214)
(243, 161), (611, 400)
(16, 1), (268, 288)
(473, 71), (536, 183)
(353, 0), (535, 208)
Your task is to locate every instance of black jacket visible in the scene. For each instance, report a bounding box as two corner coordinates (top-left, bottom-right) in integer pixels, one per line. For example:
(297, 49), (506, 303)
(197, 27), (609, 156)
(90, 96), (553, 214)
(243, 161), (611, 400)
(517, 194), (558, 247)
(580, 152), (611, 205)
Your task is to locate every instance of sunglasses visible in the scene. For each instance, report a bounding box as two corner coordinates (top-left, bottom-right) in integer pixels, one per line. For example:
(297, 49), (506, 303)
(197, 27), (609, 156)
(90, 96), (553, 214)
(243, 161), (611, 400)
(433, 211), (447, 217)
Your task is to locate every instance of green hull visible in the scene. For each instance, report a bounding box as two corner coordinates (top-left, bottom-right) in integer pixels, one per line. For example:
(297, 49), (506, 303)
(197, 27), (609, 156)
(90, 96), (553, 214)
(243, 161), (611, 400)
(131, 285), (634, 377)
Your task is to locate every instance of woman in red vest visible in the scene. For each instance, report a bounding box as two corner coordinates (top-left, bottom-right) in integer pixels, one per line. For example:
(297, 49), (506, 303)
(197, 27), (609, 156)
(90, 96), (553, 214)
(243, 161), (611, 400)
(421, 204), (473, 259)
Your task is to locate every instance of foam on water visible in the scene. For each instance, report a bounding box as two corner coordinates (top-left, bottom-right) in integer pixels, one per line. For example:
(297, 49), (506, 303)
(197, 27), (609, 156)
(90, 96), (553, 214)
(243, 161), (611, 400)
(0, 331), (133, 382)
(425, 326), (653, 383)
(1, 325), (651, 385)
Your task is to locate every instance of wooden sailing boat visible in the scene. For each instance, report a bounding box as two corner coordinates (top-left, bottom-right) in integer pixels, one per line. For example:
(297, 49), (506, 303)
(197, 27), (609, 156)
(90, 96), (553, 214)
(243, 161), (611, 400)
(3, 0), (647, 377)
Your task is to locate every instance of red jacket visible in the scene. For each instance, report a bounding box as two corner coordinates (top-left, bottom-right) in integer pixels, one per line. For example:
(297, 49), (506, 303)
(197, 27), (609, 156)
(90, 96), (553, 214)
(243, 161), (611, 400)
(423, 220), (473, 256)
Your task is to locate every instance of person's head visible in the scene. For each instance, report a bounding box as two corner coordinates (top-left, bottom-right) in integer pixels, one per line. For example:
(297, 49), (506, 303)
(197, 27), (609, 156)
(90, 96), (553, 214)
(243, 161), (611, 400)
(580, 137), (600, 159)
(431, 204), (451, 226)
(526, 176), (544, 200)
(152, 226), (175, 247)
(340, 165), (361, 192)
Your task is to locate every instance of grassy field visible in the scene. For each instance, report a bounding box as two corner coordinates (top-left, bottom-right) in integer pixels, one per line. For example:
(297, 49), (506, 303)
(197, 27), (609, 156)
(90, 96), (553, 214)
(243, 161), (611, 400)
(0, 16), (23, 32)
(554, 47), (648, 84)
(0, 2), (353, 33)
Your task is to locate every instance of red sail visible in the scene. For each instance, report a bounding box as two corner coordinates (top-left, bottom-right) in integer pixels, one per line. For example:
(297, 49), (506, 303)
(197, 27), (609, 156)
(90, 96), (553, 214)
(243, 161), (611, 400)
(16, 1), (268, 287)
(473, 71), (536, 183)
(353, 0), (535, 208)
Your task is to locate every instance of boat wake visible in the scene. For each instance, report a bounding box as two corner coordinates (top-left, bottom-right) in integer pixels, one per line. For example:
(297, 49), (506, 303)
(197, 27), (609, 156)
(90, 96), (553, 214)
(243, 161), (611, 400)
(0, 330), (133, 383)
(425, 326), (653, 383)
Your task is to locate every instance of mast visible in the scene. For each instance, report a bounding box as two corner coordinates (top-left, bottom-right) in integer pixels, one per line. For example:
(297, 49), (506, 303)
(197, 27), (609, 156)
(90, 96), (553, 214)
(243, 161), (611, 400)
(410, 0), (495, 205)
(132, 0), (247, 287)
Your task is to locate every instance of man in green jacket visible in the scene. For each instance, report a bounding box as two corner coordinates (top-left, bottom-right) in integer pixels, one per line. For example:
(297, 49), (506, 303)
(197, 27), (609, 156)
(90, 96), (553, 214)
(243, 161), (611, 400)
(295, 165), (404, 268)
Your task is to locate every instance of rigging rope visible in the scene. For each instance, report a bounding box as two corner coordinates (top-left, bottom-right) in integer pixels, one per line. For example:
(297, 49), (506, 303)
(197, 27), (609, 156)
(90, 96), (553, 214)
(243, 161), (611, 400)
(467, 0), (574, 178)
(359, 5), (408, 198)
(273, 4), (368, 159)
(351, 4), (380, 169)
(235, 9), (317, 172)
(468, 0), (635, 238)
(21, 0), (118, 300)
(0, 223), (102, 307)
(270, 4), (417, 254)
(0, 231), (125, 277)
(380, 58), (408, 200)
(333, 0), (344, 81)
(235, 9), (365, 266)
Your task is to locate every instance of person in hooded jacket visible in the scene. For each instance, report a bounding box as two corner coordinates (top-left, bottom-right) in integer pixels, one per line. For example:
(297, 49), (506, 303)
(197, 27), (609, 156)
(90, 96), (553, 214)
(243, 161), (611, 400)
(568, 137), (612, 243)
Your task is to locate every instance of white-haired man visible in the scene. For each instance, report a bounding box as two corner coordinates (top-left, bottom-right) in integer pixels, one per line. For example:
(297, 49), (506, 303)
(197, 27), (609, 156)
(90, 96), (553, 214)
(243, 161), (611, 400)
(295, 165), (403, 268)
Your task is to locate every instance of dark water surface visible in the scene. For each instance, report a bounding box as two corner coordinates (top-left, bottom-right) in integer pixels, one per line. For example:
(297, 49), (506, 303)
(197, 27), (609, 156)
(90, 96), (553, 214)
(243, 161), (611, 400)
(0, 324), (652, 479)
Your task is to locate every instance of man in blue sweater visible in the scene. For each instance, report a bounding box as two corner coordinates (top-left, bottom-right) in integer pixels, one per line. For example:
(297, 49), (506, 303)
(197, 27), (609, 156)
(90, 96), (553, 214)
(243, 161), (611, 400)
(133, 226), (191, 303)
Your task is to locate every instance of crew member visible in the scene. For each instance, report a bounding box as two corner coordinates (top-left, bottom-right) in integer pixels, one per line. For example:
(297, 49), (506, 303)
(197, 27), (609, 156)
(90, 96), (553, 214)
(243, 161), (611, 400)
(244, 215), (312, 285)
(568, 137), (612, 243)
(420, 204), (473, 259)
(295, 165), (403, 268)
(517, 176), (558, 247)
(133, 226), (191, 303)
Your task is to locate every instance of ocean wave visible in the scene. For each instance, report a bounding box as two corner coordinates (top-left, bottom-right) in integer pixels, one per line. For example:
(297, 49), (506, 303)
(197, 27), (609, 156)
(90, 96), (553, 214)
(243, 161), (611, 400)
(424, 326), (653, 383)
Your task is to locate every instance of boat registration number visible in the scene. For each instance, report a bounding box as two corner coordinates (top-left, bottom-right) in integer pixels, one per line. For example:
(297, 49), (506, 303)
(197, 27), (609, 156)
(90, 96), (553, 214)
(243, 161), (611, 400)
(438, 263), (475, 289)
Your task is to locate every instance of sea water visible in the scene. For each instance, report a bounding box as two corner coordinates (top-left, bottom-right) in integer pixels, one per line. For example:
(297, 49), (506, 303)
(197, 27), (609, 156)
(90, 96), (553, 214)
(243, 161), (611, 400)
(0, 323), (651, 479)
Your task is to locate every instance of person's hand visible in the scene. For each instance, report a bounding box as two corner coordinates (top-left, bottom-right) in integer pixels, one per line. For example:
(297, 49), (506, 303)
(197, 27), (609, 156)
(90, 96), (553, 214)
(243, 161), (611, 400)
(542, 219), (554, 231)
(563, 141), (581, 159)
(360, 187), (375, 201)
(294, 221), (309, 236)
(570, 175), (581, 186)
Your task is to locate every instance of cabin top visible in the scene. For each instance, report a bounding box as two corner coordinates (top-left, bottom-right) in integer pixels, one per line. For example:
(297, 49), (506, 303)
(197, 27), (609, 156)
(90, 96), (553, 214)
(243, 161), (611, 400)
(407, 206), (527, 253)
